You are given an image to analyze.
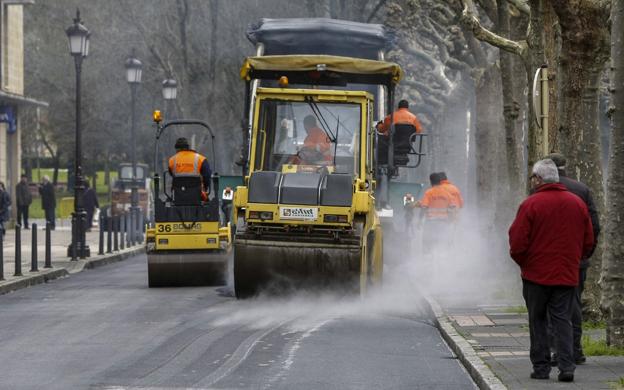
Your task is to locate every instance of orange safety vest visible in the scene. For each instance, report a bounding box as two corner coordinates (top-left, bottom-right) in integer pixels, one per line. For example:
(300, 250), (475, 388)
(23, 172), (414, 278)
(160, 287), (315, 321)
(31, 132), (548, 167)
(168, 150), (206, 177)
(420, 185), (457, 220)
(378, 108), (423, 135)
(440, 179), (464, 208)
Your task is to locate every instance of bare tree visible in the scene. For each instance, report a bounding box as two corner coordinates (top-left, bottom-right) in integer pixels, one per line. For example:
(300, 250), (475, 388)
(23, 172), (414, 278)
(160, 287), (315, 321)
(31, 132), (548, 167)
(601, 0), (624, 348)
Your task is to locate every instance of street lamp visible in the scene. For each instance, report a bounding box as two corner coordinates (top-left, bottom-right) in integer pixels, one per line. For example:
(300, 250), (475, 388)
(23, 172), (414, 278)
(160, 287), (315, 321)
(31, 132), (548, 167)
(162, 78), (177, 101)
(125, 52), (142, 244)
(66, 9), (90, 260)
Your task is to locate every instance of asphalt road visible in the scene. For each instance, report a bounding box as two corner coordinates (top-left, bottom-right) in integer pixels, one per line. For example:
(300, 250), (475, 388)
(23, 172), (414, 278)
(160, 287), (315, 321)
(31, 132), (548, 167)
(0, 254), (476, 389)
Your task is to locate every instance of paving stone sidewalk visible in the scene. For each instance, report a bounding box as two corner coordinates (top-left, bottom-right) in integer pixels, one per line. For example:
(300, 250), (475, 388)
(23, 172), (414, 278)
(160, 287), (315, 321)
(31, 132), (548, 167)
(436, 296), (624, 389)
(1, 218), (144, 294)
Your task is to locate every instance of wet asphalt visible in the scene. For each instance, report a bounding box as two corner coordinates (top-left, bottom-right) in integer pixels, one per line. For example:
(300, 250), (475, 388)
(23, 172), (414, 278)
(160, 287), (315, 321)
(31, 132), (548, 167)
(0, 254), (476, 389)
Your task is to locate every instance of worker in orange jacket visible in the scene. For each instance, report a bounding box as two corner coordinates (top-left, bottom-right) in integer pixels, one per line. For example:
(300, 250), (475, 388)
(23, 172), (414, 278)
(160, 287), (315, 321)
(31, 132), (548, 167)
(168, 137), (212, 201)
(411, 172), (458, 256)
(376, 100), (423, 135)
(294, 115), (332, 165)
(438, 172), (464, 209)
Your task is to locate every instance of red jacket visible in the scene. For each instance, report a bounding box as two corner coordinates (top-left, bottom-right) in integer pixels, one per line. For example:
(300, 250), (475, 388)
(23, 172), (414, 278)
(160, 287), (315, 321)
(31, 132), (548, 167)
(508, 183), (594, 286)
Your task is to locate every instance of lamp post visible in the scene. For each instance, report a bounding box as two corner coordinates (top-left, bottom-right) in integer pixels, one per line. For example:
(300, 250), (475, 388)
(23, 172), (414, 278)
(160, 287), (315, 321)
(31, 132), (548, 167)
(162, 79), (177, 168)
(125, 52), (142, 243)
(66, 9), (90, 260)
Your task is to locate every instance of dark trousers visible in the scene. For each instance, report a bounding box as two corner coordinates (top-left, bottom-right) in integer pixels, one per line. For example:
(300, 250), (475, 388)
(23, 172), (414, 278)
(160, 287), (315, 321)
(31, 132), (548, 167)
(86, 209), (94, 229)
(571, 268), (587, 358)
(44, 207), (56, 229)
(17, 205), (29, 228)
(522, 279), (575, 374)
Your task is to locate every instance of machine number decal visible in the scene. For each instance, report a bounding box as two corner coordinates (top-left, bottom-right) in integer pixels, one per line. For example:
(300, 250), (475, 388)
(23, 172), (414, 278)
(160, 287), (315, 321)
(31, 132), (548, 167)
(157, 223), (202, 233)
(279, 207), (318, 220)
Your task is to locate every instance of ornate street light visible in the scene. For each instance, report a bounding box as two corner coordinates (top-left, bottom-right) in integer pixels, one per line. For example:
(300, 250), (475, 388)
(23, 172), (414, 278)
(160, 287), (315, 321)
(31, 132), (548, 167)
(65, 9), (90, 260)
(125, 52), (142, 244)
(162, 79), (177, 100)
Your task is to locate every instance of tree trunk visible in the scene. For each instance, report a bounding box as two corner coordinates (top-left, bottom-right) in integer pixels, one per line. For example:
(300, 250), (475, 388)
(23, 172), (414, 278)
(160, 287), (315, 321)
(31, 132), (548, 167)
(552, 0), (610, 318)
(475, 63), (503, 230)
(542, 1), (560, 150)
(498, 0), (524, 206)
(525, 0), (546, 180)
(601, 0), (624, 348)
(52, 152), (60, 186)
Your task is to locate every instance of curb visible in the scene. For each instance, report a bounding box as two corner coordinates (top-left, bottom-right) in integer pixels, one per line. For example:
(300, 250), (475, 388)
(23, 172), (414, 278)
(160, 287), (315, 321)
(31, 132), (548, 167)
(425, 295), (508, 390)
(0, 247), (145, 296)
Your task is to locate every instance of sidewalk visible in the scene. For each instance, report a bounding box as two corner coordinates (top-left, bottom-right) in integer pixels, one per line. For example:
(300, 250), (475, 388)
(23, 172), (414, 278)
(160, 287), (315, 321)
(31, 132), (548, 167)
(432, 294), (624, 389)
(1, 218), (144, 294)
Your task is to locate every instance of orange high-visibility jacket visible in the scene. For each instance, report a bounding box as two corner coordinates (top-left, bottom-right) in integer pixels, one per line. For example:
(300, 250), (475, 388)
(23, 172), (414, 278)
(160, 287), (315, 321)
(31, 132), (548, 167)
(377, 108), (423, 135)
(303, 127), (332, 161)
(440, 179), (464, 208)
(420, 185), (458, 220)
(169, 150), (206, 177)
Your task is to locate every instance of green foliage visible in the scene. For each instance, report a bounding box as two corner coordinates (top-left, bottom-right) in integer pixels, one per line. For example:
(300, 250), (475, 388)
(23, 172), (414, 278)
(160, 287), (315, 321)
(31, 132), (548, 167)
(608, 377), (624, 389)
(503, 305), (528, 314)
(583, 321), (607, 330)
(582, 336), (624, 356)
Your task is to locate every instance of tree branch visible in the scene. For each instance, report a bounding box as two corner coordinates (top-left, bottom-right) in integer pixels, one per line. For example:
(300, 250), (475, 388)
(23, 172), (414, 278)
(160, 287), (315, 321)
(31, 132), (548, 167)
(460, 0), (528, 59)
(508, 0), (530, 15)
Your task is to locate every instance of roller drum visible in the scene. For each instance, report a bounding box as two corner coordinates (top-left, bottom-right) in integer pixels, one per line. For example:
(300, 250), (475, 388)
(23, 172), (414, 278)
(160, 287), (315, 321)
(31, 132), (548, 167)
(147, 249), (229, 287)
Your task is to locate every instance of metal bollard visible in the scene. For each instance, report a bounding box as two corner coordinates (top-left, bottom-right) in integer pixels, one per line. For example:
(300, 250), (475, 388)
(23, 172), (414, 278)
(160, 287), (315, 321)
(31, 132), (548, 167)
(113, 216), (119, 252)
(30, 223), (38, 272)
(138, 212), (144, 244)
(106, 215), (112, 254)
(120, 212), (125, 250)
(44, 222), (52, 268)
(14, 224), (22, 276)
(128, 210), (134, 247)
(126, 212), (132, 247)
(98, 213), (104, 255)
(0, 234), (4, 280)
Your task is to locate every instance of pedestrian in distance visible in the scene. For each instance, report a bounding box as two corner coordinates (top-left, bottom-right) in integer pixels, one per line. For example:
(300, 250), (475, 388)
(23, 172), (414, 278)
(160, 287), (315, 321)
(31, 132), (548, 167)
(508, 159), (594, 383)
(83, 181), (99, 231)
(39, 175), (56, 230)
(16, 174), (32, 229)
(0, 182), (11, 236)
(546, 153), (600, 366)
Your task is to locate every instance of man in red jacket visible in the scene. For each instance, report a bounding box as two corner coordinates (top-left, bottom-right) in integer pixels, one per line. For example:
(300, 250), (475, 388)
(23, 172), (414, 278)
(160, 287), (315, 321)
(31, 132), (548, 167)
(509, 159), (594, 383)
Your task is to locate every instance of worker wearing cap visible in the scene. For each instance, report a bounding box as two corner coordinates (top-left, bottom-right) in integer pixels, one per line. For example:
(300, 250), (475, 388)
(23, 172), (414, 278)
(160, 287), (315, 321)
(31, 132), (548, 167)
(376, 100), (423, 135)
(168, 137), (212, 200)
(412, 173), (458, 255)
(438, 172), (464, 209)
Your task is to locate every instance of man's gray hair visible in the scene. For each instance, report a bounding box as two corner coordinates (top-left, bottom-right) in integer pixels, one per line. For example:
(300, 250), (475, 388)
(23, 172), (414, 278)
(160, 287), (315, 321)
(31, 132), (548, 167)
(532, 159), (559, 183)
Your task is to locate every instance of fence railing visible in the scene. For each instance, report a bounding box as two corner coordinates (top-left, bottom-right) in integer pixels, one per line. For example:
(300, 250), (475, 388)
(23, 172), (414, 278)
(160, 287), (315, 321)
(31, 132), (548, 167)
(0, 211), (142, 282)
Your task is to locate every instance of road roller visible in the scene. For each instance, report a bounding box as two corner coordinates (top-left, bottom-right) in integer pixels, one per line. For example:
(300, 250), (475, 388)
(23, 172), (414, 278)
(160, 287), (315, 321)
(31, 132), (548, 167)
(232, 54), (409, 298)
(145, 112), (231, 287)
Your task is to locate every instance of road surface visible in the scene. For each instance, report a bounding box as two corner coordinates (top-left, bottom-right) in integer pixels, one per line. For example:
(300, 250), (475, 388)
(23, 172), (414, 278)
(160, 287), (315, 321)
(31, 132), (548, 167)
(0, 254), (475, 389)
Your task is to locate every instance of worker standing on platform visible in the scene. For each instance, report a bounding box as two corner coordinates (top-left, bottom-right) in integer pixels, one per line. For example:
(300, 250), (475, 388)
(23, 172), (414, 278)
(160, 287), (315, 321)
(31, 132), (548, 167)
(376, 100), (423, 135)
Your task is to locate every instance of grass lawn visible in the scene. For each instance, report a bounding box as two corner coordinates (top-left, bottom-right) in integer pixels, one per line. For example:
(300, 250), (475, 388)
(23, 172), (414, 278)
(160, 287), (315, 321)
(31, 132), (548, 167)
(582, 335), (624, 356)
(26, 169), (115, 219)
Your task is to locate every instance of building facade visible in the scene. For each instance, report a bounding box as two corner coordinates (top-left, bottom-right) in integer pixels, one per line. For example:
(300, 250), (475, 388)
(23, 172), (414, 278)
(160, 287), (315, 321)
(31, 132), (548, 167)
(0, 1), (47, 220)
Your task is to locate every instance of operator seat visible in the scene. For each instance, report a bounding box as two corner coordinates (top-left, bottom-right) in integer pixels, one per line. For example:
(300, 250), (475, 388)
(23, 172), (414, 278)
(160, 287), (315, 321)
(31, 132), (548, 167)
(377, 123), (417, 167)
(171, 176), (203, 206)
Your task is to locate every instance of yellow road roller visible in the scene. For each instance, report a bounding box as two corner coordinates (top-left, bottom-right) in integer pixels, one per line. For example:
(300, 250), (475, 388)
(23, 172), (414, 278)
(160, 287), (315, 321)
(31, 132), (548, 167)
(233, 55), (404, 298)
(145, 113), (231, 287)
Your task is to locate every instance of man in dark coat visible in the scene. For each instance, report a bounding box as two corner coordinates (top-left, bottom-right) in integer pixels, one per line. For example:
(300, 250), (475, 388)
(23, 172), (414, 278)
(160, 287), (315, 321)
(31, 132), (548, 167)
(83, 181), (99, 230)
(0, 182), (10, 236)
(509, 159), (594, 383)
(546, 153), (600, 365)
(16, 174), (32, 229)
(39, 176), (56, 230)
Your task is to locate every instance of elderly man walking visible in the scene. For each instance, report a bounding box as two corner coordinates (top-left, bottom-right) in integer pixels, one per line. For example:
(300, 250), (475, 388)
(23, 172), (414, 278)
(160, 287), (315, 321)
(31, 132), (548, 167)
(509, 159), (594, 382)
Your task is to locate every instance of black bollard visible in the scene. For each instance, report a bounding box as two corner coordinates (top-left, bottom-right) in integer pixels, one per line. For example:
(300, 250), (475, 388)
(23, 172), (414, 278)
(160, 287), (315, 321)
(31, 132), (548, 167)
(106, 215), (112, 254)
(0, 234), (4, 280)
(44, 222), (52, 268)
(14, 224), (22, 276)
(98, 214), (104, 255)
(120, 212), (125, 250)
(126, 213), (131, 247)
(113, 215), (119, 252)
(30, 223), (38, 272)
(128, 210), (134, 247)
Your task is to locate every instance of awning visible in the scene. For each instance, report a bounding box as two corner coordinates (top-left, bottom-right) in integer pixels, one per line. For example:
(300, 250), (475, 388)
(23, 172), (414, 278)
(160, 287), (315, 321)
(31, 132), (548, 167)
(0, 89), (48, 108)
(240, 55), (403, 85)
